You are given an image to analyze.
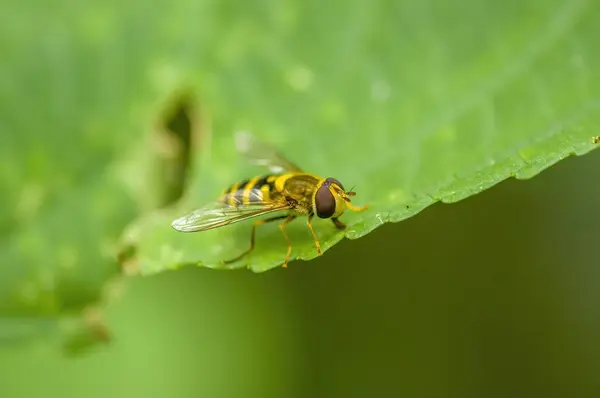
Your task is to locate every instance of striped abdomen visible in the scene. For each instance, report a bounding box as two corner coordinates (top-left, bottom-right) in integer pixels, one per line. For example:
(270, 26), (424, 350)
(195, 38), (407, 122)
(220, 174), (279, 206)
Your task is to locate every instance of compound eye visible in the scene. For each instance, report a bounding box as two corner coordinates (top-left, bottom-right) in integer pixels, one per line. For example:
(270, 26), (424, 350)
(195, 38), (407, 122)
(315, 184), (336, 218)
(325, 177), (344, 191)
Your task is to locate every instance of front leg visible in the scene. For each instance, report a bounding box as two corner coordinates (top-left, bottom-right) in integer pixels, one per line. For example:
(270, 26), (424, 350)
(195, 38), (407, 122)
(331, 217), (346, 230)
(306, 214), (322, 255)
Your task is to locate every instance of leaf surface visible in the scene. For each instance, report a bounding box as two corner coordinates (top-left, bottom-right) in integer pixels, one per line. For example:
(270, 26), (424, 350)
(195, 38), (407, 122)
(127, 0), (600, 273)
(2, 2), (599, 342)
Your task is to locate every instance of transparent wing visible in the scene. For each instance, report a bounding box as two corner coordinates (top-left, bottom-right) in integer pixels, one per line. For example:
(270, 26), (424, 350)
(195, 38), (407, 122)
(235, 131), (303, 173)
(171, 189), (291, 232)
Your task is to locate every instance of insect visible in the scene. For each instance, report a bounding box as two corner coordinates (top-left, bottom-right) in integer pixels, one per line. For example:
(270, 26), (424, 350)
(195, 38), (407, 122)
(171, 132), (368, 268)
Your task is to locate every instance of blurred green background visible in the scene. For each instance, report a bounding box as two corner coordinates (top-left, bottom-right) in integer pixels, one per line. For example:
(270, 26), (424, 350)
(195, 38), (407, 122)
(1, 0), (600, 397)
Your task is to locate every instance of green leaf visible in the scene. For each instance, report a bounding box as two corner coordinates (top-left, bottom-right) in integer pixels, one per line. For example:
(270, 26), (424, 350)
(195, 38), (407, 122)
(127, 0), (600, 274)
(0, 0), (171, 348)
(4, 0), (600, 344)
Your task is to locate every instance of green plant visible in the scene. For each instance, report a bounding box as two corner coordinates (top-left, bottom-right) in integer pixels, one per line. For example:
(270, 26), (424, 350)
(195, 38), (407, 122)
(1, 0), (598, 350)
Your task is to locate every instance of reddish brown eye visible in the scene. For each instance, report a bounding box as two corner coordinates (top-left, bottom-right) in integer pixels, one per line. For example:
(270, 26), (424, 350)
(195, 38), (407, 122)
(315, 185), (336, 218)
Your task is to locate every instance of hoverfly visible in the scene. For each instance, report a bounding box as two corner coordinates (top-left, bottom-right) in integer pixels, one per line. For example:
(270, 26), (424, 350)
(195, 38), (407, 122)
(171, 132), (368, 267)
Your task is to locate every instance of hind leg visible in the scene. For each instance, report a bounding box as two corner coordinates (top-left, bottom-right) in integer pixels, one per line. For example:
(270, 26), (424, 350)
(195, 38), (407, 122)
(222, 215), (288, 264)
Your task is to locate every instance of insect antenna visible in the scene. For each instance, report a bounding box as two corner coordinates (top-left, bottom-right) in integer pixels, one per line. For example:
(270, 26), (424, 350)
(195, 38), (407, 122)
(345, 185), (356, 197)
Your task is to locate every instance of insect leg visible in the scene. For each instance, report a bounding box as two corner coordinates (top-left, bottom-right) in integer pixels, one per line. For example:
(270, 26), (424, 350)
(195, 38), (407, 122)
(346, 202), (369, 212)
(306, 214), (323, 255)
(279, 215), (297, 268)
(222, 215), (288, 264)
(331, 217), (346, 230)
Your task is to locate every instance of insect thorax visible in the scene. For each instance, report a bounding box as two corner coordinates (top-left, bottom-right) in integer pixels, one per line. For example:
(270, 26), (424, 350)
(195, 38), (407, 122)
(280, 174), (321, 214)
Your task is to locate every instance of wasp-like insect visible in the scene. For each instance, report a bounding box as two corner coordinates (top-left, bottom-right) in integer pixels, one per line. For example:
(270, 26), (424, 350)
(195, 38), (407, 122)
(171, 132), (368, 267)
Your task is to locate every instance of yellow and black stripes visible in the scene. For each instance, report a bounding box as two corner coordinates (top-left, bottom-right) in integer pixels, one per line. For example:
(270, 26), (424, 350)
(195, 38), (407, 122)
(221, 174), (278, 206)
(221, 178), (248, 206)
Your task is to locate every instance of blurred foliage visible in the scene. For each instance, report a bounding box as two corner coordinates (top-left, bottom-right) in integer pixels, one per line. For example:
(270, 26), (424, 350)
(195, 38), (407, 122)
(0, 0), (599, 390)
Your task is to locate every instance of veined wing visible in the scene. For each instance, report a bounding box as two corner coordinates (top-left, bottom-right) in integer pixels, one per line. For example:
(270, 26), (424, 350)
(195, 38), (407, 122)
(235, 131), (303, 173)
(171, 190), (291, 232)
